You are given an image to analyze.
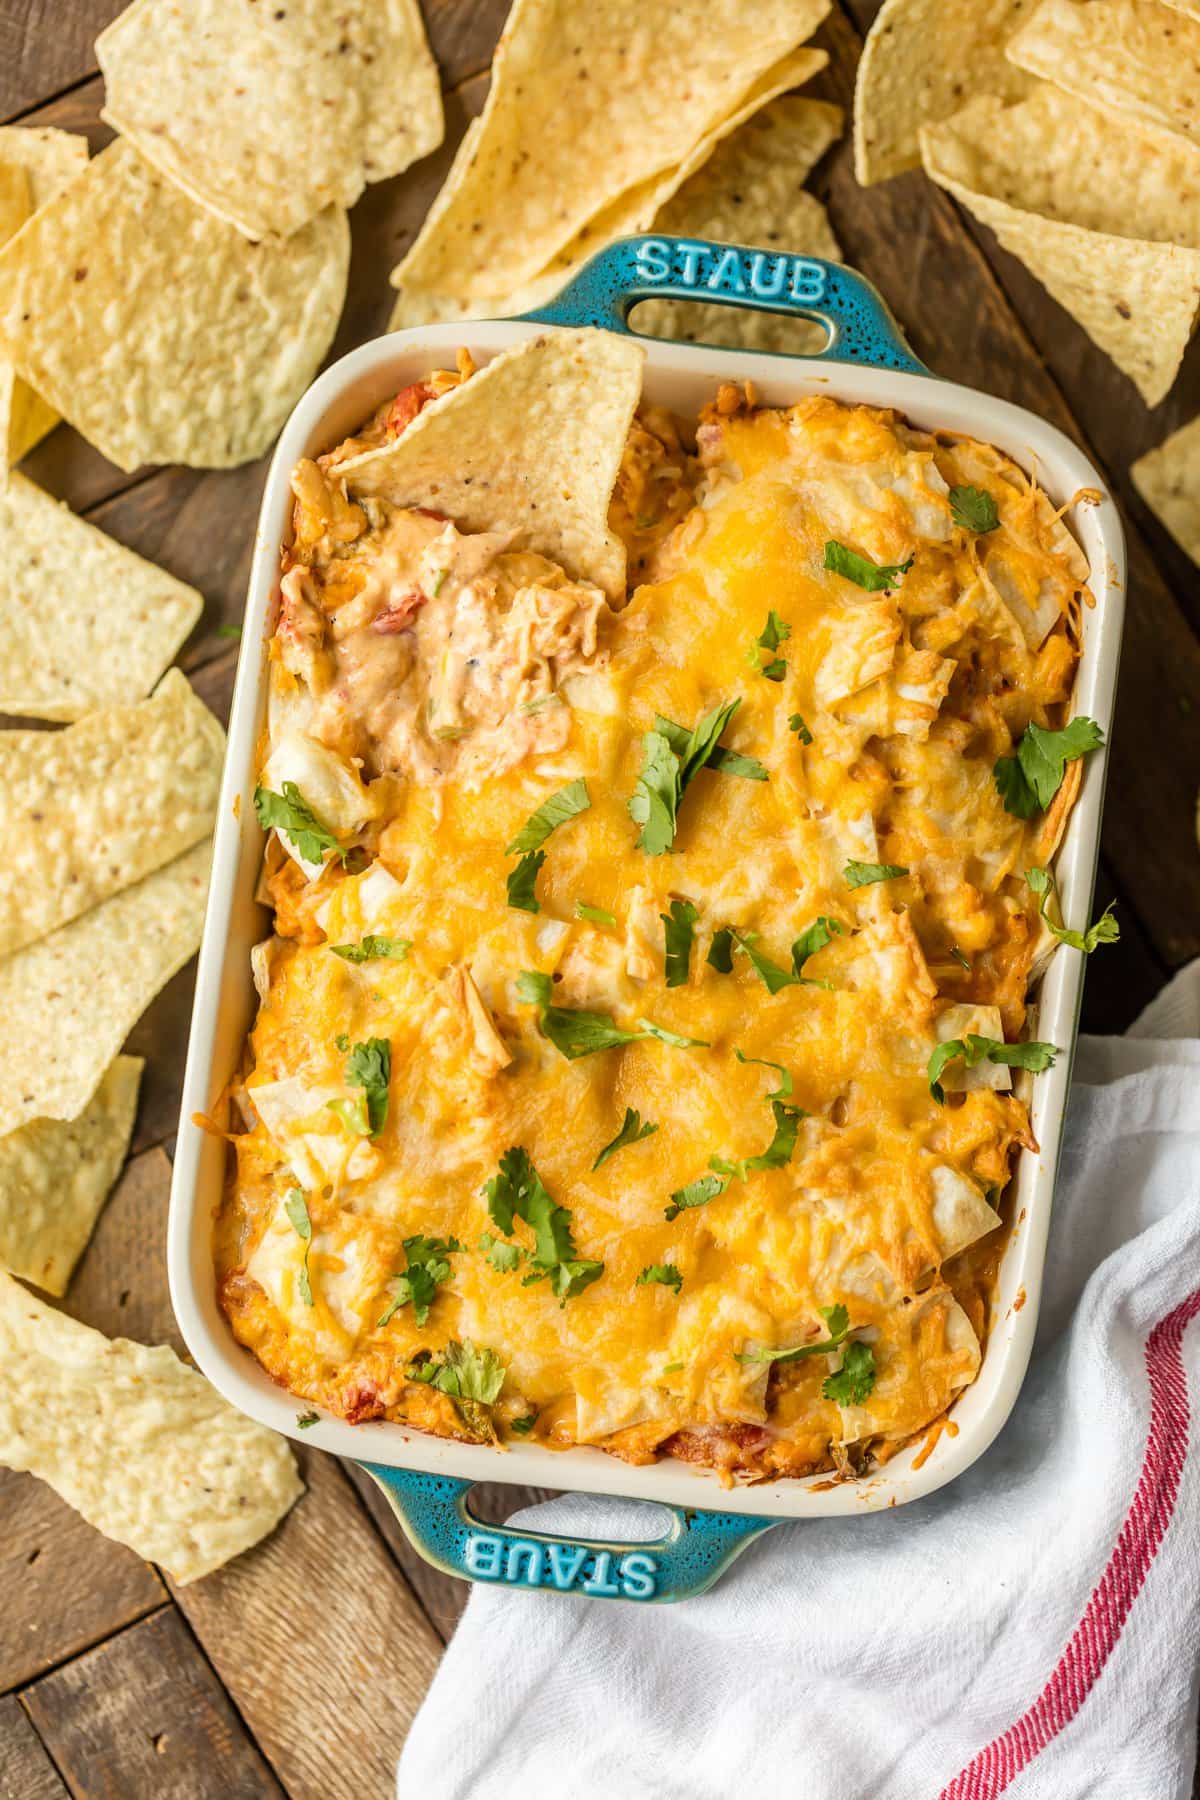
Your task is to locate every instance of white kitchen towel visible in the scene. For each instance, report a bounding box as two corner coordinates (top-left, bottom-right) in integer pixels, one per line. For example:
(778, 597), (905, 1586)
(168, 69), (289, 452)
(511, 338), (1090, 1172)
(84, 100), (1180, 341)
(398, 963), (1200, 1800)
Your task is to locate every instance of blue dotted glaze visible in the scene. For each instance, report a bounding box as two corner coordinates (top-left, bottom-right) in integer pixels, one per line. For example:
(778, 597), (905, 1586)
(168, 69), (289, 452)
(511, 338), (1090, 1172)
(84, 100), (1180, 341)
(361, 1463), (778, 1604)
(521, 235), (930, 376)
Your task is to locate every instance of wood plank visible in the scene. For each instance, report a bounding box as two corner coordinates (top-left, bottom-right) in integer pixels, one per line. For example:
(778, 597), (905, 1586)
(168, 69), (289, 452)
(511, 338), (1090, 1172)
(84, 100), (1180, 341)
(0, 1694), (67, 1799)
(2, 0), (503, 128)
(0, 1471), (165, 1694)
(807, 9), (1200, 966)
(22, 1608), (283, 1800)
(0, 1), (119, 123)
(66, 1140), (445, 1799)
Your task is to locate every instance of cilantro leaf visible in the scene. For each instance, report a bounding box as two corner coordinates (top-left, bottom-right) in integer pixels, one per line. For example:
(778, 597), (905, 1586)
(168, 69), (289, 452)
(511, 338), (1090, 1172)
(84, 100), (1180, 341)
(791, 914), (845, 971)
(407, 1340), (506, 1405)
(592, 1107), (658, 1171)
(749, 611), (791, 681)
(949, 485), (1000, 533)
(928, 1033), (1059, 1104)
(822, 1340), (877, 1405)
(480, 1231), (526, 1273)
(506, 848), (546, 913)
(737, 1303), (851, 1366)
(284, 1188), (314, 1308)
(656, 712), (768, 782)
(254, 782), (346, 866)
(629, 700), (745, 853)
(662, 898), (699, 987)
(504, 779), (591, 854)
(637, 1263), (683, 1294)
(665, 1171), (730, 1220)
(1026, 866), (1119, 955)
(734, 932), (799, 996)
(517, 972), (709, 1059)
(334, 1032), (349, 1053)
(995, 717), (1104, 817)
(326, 1094), (370, 1137)
(628, 729), (681, 854)
(734, 1049), (794, 1099)
(575, 901), (616, 926)
(707, 926), (735, 973)
(711, 1099), (805, 1181)
(345, 1037), (390, 1136)
(329, 935), (411, 964)
(788, 713), (813, 745)
(824, 542), (914, 591)
(483, 1147), (603, 1305)
(378, 1235), (464, 1327)
(295, 1410), (319, 1428)
(216, 622), (243, 640)
(844, 860), (908, 889)
(509, 1413), (538, 1436)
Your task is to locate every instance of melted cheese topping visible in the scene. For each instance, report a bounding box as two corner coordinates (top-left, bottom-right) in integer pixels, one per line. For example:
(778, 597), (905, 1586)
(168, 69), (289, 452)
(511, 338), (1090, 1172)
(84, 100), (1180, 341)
(218, 389), (1088, 1483)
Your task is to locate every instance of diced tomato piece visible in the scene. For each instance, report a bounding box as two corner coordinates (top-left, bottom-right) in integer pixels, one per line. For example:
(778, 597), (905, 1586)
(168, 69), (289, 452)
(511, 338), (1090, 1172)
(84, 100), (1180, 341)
(370, 591), (426, 634)
(385, 380), (437, 438)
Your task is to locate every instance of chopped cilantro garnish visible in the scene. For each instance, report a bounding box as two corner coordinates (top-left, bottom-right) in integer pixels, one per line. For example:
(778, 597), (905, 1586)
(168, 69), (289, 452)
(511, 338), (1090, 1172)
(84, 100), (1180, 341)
(749, 610), (791, 681)
(406, 1340), (506, 1405)
(509, 1413), (538, 1436)
(483, 1147), (603, 1306)
(844, 860), (908, 889)
(345, 1037), (390, 1136)
(575, 901), (617, 926)
(378, 1235), (464, 1328)
(1026, 866), (1119, 954)
(993, 717), (1104, 818)
(295, 1410), (319, 1429)
(656, 713), (768, 782)
(710, 1099), (805, 1181)
(216, 622), (243, 640)
(707, 926), (735, 973)
(662, 898), (699, 987)
(637, 1263), (683, 1294)
(928, 1034), (1059, 1104)
(665, 1171), (730, 1220)
(720, 917), (844, 994)
(592, 1107), (658, 1171)
(326, 1093), (370, 1137)
(734, 1049), (794, 1099)
(949, 485), (1000, 533)
(788, 713), (813, 745)
(950, 946), (971, 971)
(737, 1303), (850, 1366)
(329, 935), (410, 964)
(824, 541), (914, 591)
(822, 1340), (877, 1405)
(334, 1032), (349, 1053)
(284, 1188), (314, 1308)
(505, 779), (591, 854)
(506, 848), (545, 913)
(254, 782), (346, 866)
(480, 1232), (526, 1273)
(517, 971), (708, 1060)
(629, 698), (744, 853)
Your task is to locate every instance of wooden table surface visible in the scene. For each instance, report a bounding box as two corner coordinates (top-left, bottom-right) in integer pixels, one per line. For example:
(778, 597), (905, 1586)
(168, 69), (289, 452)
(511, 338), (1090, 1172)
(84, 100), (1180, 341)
(3, 2), (1197, 1795)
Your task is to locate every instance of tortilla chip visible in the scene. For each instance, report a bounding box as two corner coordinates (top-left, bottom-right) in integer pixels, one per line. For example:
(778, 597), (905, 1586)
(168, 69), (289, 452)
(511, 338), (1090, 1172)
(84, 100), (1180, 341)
(1131, 415), (1200, 566)
(0, 1057), (141, 1296)
(393, 0), (831, 301)
(631, 96), (843, 355)
(0, 1268), (301, 1581)
(0, 141), (349, 472)
(389, 49), (831, 329)
(1162, 0), (1200, 14)
(0, 471), (202, 720)
(854, 0), (1032, 185)
(0, 129), (91, 467)
(0, 838), (210, 1137)
(97, 0), (442, 243)
(337, 330), (645, 598)
(1007, 0), (1200, 160)
(0, 670), (223, 959)
(920, 89), (1200, 405)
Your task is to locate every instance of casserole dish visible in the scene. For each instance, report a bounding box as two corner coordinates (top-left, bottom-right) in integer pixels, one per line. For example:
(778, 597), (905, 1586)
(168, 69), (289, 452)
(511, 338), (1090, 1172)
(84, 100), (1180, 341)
(169, 236), (1125, 1601)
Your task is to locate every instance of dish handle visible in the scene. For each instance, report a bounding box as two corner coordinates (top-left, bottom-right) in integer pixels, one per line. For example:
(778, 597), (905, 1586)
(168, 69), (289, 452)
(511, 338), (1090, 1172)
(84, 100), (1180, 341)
(520, 233), (929, 375)
(360, 1463), (778, 1603)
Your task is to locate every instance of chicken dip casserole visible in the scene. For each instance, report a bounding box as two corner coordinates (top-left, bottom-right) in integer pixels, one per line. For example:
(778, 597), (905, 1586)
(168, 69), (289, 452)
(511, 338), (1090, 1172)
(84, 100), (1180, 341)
(218, 327), (1103, 1485)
